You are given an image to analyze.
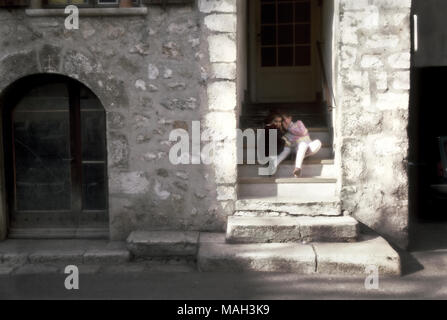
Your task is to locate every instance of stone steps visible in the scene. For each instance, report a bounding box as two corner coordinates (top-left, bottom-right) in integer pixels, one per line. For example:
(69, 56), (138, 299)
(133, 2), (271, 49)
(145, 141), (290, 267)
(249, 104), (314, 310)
(238, 159), (336, 178)
(197, 233), (401, 275)
(0, 232), (401, 276)
(238, 177), (337, 198)
(240, 117), (327, 130)
(242, 102), (326, 115)
(226, 216), (359, 244)
(235, 197), (341, 216)
(240, 146), (334, 164)
(239, 127), (332, 143)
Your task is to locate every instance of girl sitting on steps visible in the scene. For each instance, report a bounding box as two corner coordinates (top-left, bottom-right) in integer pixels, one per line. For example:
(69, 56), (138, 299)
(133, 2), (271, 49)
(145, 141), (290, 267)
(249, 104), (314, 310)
(270, 112), (322, 178)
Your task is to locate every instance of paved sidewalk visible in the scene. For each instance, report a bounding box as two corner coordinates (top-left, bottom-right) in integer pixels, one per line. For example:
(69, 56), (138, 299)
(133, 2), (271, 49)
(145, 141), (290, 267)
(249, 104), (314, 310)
(0, 223), (447, 299)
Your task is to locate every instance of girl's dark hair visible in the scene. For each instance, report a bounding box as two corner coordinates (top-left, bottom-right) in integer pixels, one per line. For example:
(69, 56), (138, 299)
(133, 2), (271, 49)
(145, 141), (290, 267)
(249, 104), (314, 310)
(279, 110), (292, 119)
(265, 111), (282, 125)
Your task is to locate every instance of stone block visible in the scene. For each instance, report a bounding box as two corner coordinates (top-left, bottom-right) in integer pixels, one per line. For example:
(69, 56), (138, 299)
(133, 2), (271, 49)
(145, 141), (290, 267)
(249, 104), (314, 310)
(14, 264), (60, 275)
(371, 0), (411, 9)
(341, 0), (368, 10)
(392, 71), (410, 90)
(109, 171), (150, 195)
(202, 112), (237, 141)
(208, 34), (236, 62)
(83, 248), (130, 264)
(198, 233), (316, 272)
(388, 52), (410, 69)
(235, 198), (341, 216)
(375, 92), (409, 110)
(313, 234), (401, 275)
(28, 250), (84, 264)
(360, 55), (383, 69)
(198, 0), (236, 13)
(211, 63), (236, 80)
(207, 81), (236, 111)
(127, 231), (200, 257)
(204, 14), (236, 33)
(365, 34), (400, 49)
(0, 266), (15, 275)
(1, 252), (28, 265)
(216, 185), (236, 201)
(226, 216), (358, 244)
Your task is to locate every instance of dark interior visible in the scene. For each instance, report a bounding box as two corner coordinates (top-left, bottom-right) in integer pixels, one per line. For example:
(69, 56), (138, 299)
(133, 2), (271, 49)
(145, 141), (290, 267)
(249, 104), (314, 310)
(410, 67), (447, 222)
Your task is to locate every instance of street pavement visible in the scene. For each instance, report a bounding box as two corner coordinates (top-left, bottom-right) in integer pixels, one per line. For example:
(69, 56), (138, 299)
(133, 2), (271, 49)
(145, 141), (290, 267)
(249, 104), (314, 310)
(0, 223), (447, 300)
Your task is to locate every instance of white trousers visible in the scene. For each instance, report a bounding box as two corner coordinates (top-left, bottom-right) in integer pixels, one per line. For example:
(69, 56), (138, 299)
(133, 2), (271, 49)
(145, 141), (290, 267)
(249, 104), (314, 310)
(272, 139), (322, 173)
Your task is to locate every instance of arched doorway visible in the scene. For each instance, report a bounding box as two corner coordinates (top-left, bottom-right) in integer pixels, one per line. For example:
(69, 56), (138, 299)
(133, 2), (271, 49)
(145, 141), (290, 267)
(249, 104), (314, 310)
(2, 74), (108, 239)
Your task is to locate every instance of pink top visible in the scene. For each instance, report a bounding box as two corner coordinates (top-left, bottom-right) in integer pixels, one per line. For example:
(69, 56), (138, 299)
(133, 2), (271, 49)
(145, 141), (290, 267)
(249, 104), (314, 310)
(284, 120), (309, 143)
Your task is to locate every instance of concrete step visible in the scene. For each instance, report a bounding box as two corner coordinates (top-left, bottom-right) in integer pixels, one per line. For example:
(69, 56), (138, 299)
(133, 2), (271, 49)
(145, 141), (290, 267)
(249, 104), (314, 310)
(235, 197), (341, 216)
(242, 105), (325, 116)
(226, 216), (359, 244)
(126, 231), (199, 258)
(240, 130), (332, 146)
(238, 177), (337, 198)
(240, 126), (331, 135)
(7, 227), (109, 239)
(240, 117), (327, 130)
(0, 240), (130, 265)
(239, 159), (336, 178)
(240, 146), (334, 164)
(197, 233), (401, 275)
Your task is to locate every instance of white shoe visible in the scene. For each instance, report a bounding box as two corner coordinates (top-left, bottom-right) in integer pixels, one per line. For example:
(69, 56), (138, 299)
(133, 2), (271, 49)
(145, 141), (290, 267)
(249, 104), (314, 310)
(267, 156), (278, 176)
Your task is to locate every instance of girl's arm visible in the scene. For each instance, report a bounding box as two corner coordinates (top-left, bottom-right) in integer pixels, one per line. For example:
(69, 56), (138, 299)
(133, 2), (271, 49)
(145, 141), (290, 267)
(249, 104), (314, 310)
(288, 121), (308, 137)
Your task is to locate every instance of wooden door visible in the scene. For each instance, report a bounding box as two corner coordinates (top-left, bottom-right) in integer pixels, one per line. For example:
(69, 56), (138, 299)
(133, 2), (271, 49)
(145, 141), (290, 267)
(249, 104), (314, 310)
(6, 76), (108, 238)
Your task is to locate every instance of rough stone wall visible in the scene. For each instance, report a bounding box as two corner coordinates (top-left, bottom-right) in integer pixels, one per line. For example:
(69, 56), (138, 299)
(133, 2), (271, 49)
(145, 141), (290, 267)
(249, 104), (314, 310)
(337, 0), (411, 248)
(0, 1), (238, 240)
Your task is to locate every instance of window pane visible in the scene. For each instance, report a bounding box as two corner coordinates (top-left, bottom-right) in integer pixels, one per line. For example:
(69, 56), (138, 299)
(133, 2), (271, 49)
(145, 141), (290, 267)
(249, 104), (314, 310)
(278, 3), (293, 23)
(261, 26), (276, 46)
(295, 46), (311, 66)
(82, 163), (107, 210)
(295, 24), (311, 44)
(80, 86), (107, 211)
(80, 87), (106, 163)
(295, 2), (310, 23)
(261, 4), (276, 24)
(278, 46), (294, 66)
(261, 47), (277, 67)
(13, 84), (72, 211)
(278, 25), (293, 45)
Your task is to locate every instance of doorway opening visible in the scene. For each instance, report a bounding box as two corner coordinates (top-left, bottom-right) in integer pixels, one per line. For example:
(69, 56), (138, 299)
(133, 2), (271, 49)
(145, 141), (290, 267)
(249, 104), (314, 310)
(410, 67), (447, 224)
(1, 74), (109, 239)
(236, 0), (337, 200)
(240, 0), (334, 131)
(249, 0), (321, 103)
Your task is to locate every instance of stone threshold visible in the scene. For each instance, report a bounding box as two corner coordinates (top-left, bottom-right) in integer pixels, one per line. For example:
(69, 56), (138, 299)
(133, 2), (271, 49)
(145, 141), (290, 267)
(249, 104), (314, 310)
(25, 7), (148, 17)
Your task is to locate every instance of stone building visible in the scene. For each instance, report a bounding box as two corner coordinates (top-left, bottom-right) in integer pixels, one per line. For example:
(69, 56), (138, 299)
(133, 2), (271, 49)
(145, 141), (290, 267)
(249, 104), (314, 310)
(0, 0), (440, 275)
